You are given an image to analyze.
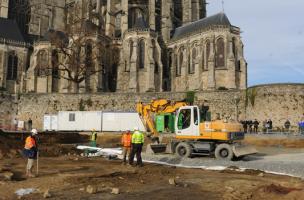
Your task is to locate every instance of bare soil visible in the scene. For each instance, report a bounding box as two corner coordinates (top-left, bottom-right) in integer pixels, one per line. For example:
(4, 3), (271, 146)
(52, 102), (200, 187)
(0, 132), (304, 200)
(1, 156), (304, 200)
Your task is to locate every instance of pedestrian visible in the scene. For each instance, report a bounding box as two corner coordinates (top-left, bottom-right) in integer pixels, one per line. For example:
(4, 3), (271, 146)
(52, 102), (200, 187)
(121, 129), (132, 165)
(299, 120), (304, 135)
(178, 110), (185, 129)
(262, 120), (267, 134)
(253, 119), (259, 133)
(266, 120), (270, 133)
(23, 129), (39, 178)
(28, 118), (32, 131)
(129, 127), (144, 167)
(244, 120), (248, 133)
(90, 129), (97, 147)
(284, 119), (291, 133)
(241, 120), (246, 133)
(248, 120), (253, 133)
(268, 119), (273, 132)
(13, 118), (18, 131)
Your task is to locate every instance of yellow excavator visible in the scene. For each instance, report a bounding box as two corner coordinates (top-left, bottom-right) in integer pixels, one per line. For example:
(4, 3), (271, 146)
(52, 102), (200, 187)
(137, 99), (257, 160)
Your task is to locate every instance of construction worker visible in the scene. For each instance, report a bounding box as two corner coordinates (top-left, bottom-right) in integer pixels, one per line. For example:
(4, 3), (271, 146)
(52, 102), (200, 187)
(90, 129), (97, 147)
(129, 127), (144, 167)
(121, 129), (132, 164)
(23, 129), (38, 178)
(178, 110), (185, 129)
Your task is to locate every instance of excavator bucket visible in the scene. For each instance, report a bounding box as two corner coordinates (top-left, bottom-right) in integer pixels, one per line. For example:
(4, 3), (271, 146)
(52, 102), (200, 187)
(146, 143), (167, 154)
(232, 144), (258, 157)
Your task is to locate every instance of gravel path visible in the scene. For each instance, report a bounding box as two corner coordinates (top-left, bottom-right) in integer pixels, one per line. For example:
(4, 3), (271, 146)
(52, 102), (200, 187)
(142, 150), (304, 179)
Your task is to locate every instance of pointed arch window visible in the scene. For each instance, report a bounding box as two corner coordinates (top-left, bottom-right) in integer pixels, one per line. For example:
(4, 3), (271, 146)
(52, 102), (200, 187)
(205, 40), (210, 70)
(201, 46), (204, 70)
(190, 47), (196, 74)
(114, 13), (122, 37)
(232, 38), (241, 71)
(191, 0), (198, 21)
(85, 42), (93, 77)
(6, 53), (18, 80)
(173, 0), (183, 28)
(51, 50), (59, 78)
(128, 7), (147, 29)
(177, 49), (183, 76)
(129, 40), (133, 59)
(152, 40), (159, 74)
(36, 50), (48, 76)
(138, 39), (145, 69)
(85, 43), (93, 65)
(216, 38), (225, 68)
(125, 40), (133, 72)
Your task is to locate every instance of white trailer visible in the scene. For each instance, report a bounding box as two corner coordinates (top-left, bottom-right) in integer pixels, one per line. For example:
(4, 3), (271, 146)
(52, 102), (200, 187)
(43, 115), (58, 131)
(101, 112), (146, 132)
(57, 111), (102, 131)
(47, 111), (145, 132)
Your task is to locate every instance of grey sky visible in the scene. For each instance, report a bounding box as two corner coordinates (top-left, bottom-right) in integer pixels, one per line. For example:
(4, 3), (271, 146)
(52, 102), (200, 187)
(208, 0), (304, 86)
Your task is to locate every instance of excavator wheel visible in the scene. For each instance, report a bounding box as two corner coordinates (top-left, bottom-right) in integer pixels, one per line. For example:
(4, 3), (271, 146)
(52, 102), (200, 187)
(214, 143), (234, 160)
(175, 142), (193, 158)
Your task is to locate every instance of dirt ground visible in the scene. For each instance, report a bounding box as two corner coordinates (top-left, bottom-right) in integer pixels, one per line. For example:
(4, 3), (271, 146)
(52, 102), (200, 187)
(1, 132), (304, 200)
(1, 156), (304, 200)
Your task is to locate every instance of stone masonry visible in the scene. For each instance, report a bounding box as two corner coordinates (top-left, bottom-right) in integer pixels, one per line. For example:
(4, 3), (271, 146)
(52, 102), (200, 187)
(10, 84), (304, 131)
(0, 0), (246, 94)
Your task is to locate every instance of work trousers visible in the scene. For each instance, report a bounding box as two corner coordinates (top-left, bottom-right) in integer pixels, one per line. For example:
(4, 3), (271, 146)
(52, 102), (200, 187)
(122, 147), (131, 163)
(254, 127), (258, 133)
(90, 141), (97, 147)
(129, 143), (143, 166)
(27, 158), (34, 170)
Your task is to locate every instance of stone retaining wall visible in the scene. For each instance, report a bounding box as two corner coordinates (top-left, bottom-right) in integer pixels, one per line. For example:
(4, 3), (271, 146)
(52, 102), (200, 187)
(0, 92), (17, 129)
(1, 84), (303, 131)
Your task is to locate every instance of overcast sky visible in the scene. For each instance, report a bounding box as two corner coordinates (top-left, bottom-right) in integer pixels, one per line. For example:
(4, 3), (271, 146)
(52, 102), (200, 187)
(207, 0), (304, 86)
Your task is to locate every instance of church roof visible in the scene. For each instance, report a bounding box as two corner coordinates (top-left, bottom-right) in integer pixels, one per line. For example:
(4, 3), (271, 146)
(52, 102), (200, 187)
(172, 12), (231, 39)
(0, 17), (25, 43)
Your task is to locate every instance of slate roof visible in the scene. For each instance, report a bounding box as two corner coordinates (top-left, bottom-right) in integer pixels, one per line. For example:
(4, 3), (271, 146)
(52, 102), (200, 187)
(172, 12), (231, 39)
(0, 17), (25, 43)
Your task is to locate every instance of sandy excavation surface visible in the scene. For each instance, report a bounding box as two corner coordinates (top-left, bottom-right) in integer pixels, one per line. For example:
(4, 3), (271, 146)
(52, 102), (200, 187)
(1, 132), (304, 200)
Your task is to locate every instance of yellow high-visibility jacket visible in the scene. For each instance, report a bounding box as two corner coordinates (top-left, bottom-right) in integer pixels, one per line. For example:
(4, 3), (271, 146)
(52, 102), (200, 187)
(131, 130), (144, 144)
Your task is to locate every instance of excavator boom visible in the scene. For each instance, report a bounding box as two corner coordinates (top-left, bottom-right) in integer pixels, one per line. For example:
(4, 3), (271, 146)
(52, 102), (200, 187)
(136, 99), (188, 141)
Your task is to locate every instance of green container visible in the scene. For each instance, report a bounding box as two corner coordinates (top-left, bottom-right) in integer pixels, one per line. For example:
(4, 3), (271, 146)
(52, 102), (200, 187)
(156, 115), (165, 132)
(155, 114), (175, 133)
(167, 114), (175, 132)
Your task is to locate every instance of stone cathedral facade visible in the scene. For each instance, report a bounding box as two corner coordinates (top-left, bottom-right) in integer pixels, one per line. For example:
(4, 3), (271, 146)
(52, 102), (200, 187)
(0, 0), (247, 94)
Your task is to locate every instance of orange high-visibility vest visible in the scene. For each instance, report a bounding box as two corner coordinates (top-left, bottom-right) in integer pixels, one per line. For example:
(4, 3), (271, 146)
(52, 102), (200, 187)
(24, 136), (36, 149)
(121, 133), (132, 147)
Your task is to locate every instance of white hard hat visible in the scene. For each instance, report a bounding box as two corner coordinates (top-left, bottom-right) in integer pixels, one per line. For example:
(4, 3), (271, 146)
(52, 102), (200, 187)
(133, 127), (139, 131)
(31, 129), (38, 135)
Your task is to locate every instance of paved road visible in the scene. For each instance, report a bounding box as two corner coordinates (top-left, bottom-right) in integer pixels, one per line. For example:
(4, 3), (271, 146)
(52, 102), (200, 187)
(142, 148), (304, 179)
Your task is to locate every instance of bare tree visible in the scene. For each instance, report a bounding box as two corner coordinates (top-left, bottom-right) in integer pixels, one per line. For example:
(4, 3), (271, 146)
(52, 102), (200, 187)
(43, 1), (106, 93)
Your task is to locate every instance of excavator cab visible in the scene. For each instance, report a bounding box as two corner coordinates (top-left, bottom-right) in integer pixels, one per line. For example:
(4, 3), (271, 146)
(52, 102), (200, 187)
(175, 106), (200, 137)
